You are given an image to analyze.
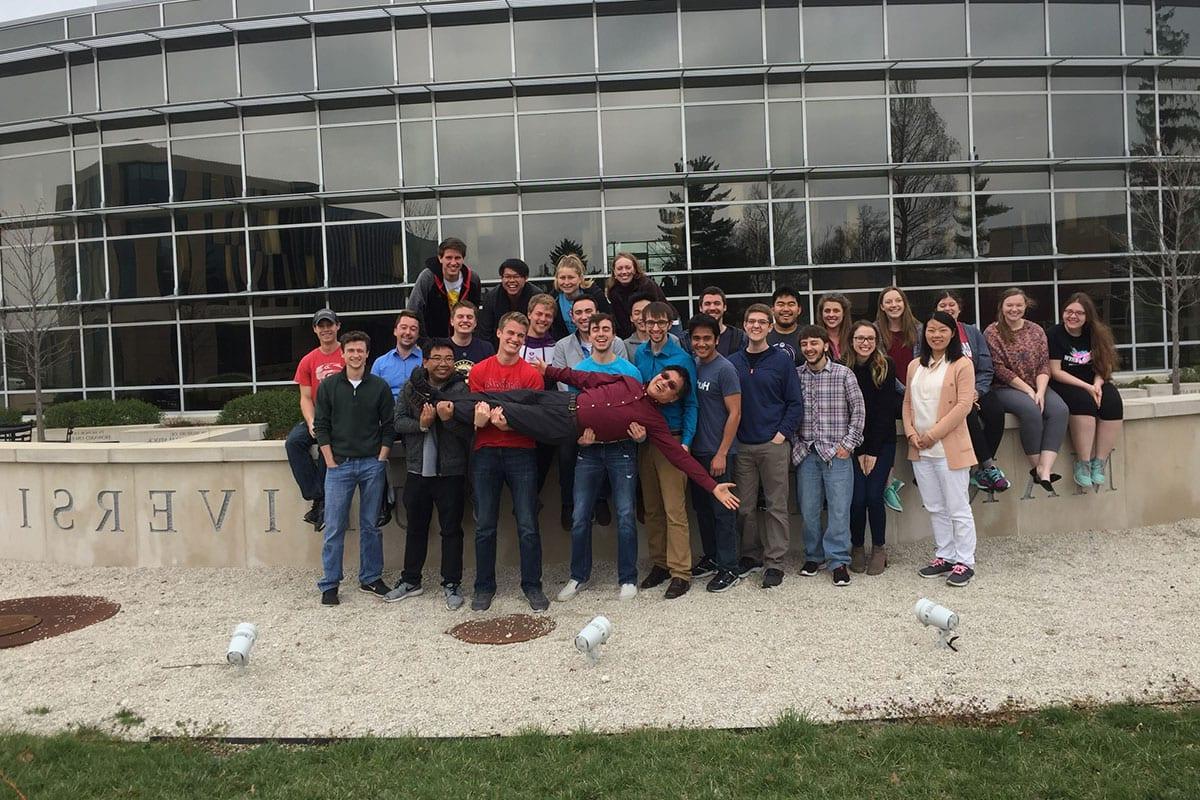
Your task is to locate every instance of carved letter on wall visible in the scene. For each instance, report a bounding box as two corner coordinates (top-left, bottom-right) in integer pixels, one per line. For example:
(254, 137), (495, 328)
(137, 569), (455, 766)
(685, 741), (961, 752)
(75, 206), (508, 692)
(96, 490), (124, 533)
(52, 489), (75, 531)
(263, 488), (279, 533)
(199, 489), (236, 533)
(148, 490), (177, 533)
(19, 487), (30, 529)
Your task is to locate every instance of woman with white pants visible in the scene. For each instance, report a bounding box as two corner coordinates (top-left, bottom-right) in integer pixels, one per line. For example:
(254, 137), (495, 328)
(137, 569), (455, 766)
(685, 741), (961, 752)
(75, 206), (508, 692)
(903, 311), (979, 588)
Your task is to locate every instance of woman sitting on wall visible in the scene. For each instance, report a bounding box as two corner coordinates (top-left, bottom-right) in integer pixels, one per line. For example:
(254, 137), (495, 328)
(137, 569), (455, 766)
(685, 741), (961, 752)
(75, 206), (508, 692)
(817, 292), (853, 361)
(874, 285), (920, 511)
(1048, 291), (1124, 489)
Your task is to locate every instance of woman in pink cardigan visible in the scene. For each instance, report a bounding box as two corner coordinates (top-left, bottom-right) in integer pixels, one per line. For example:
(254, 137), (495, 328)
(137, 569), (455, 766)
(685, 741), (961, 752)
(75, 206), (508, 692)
(903, 311), (979, 587)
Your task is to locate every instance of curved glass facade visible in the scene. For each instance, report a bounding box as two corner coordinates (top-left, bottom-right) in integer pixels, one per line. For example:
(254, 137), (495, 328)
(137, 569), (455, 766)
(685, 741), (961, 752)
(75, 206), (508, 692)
(0, 0), (1197, 409)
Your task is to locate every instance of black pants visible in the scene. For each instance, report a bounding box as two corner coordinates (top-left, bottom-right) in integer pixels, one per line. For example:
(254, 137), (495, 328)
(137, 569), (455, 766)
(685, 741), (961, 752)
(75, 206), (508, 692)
(450, 390), (578, 446)
(401, 473), (465, 586)
(968, 390), (1005, 463)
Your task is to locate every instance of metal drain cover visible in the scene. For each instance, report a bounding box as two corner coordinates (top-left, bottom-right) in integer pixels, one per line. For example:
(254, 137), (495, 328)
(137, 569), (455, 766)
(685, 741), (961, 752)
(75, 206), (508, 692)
(0, 596), (120, 649)
(448, 613), (556, 645)
(0, 614), (40, 637)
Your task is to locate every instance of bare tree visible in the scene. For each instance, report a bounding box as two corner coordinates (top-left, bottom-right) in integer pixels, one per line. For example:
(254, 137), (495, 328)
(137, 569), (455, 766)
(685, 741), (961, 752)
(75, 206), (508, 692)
(0, 206), (78, 438)
(1126, 145), (1200, 394)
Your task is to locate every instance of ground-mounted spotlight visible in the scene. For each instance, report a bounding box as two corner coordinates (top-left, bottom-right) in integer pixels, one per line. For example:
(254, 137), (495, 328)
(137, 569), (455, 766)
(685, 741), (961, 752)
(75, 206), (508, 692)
(574, 616), (612, 665)
(914, 599), (960, 651)
(226, 622), (257, 667)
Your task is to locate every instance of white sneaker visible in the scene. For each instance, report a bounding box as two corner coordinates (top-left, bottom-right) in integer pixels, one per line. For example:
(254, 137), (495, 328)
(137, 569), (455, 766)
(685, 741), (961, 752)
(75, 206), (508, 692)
(556, 579), (587, 602)
(618, 583), (637, 600)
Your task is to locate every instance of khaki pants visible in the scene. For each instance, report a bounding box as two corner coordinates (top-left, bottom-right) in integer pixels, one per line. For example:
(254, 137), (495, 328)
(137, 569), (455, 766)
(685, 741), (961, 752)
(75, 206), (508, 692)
(639, 442), (692, 581)
(735, 440), (792, 570)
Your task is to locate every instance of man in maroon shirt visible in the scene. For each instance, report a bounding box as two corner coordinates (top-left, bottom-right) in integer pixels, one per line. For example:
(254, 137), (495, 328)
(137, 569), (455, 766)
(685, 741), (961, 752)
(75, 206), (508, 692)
(427, 363), (741, 510)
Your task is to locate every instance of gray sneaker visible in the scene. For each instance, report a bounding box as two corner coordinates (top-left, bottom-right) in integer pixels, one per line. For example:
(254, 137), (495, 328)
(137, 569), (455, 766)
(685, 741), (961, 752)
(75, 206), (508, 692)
(471, 590), (494, 612)
(525, 587), (550, 612)
(383, 581), (423, 603)
(443, 583), (464, 610)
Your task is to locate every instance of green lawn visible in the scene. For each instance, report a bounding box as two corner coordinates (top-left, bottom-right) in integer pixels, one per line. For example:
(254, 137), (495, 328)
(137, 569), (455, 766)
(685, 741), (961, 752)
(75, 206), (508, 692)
(2, 704), (1198, 799)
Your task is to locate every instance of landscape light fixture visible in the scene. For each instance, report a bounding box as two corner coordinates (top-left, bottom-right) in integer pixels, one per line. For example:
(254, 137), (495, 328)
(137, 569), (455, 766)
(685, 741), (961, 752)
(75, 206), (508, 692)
(226, 622), (258, 667)
(914, 599), (960, 651)
(574, 616), (612, 665)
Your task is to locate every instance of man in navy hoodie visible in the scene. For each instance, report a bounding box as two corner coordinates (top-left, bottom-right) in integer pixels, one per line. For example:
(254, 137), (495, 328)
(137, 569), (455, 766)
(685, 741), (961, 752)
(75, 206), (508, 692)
(728, 303), (804, 589)
(406, 237), (482, 339)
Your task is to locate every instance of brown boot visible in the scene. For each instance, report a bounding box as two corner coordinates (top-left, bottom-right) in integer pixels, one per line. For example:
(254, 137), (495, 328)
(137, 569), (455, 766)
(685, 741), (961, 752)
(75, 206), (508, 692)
(866, 546), (888, 575)
(849, 546), (867, 573)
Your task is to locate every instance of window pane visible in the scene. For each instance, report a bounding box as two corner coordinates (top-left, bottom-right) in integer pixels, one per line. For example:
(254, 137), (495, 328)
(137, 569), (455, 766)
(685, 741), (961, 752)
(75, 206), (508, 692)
(1049, 0), (1121, 55)
(437, 116), (516, 184)
(890, 94), (968, 162)
(244, 130), (319, 195)
(176, 230), (248, 295)
(977, 192), (1052, 257)
(400, 121), (435, 186)
(689, 202), (770, 269)
(316, 22), (393, 90)
(167, 36), (236, 103)
(108, 236), (173, 299)
(326, 221), (405, 287)
(74, 147), (101, 210)
(894, 194), (972, 260)
(1157, 3), (1200, 56)
(772, 200), (808, 265)
(239, 29), (315, 96)
(887, 0), (966, 59)
(685, 103), (766, 170)
(1158, 94), (1200, 154)
(973, 95), (1049, 159)
(1055, 191), (1126, 254)
(441, 215), (519, 274)
(522, 211), (603, 279)
(518, 111), (599, 180)
(98, 45), (164, 110)
(602, 107), (682, 176)
(682, 0), (762, 67)
(83, 327), (110, 388)
(171, 135), (241, 202)
(166, 0), (233, 25)
(806, 99), (887, 166)
(6, 329), (81, 390)
(179, 322), (252, 385)
(810, 198), (891, 264)
(1052, 94), (1125, 157)
(970, 1), (1046, 56)
(0, 57), (67, 124)
(766, 1), (801, 63)
(103, 142), (169, 206)
(605, 205), (686, 275)
(514, 11), (595, 76)
(395, 19), (431, 84)
(250, 226), (324, 291)
(70, 53), (96, 114)
(0, 152), (72, 213)
(598, 2), (679, 71)
(112, 325), (178, 386)
(0, 236), (75, 307)
(432, 15), (511, 82)
(321, 124), (399, 191)
(769, 102), (805, 167)
(803, 0), (883, 62)
(78, 241), (105, 301)
(1126, 0), (1154, 56)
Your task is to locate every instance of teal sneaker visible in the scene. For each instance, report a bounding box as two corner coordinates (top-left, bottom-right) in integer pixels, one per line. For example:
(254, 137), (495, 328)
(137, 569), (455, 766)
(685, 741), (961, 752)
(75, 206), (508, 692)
(1073, 460), (1093, 488)
(884, 478), (904, 512)
(1090, 457), (1107, 486)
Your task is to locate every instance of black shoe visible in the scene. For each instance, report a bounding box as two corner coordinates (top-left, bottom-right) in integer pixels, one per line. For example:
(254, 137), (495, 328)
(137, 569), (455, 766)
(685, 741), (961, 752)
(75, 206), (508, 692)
(639, 565), (671, 590)
(706, 570), (741, 593)
(946, 563), (975, 587)
(762, 567), (784, 588)
(313, 503), (326, 532)
(918, 558), (955, 578)
(663, 578), (690, 599)
(690, 555), (718, 579)
(471, 590), (495, 612)
(593, 500), (612, 526)
(736, 557), (763, 578)
(831, 566), (850, 586)
(525, 587), (550, 612)
(560, 504), (574, 532)
(1029, 468), (1063, 493)
(375, 502), (393, 529)
(320, 588), (339, 606)
(302, 500), (322, 525)
(359, 579), (391, 597)
(798, 561), (821, 577)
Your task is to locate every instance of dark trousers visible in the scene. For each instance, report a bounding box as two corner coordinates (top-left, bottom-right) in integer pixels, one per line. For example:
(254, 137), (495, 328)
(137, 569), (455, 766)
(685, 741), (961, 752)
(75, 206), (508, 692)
(968, 390), (1005, 463)
(285, 421), (325, 501)
(850, 440), (896, 548)
(689, 451), (737, 573)
(472, 446), (542, 594)
(450, 390), (577, 446)
(401, 473), (465, 586)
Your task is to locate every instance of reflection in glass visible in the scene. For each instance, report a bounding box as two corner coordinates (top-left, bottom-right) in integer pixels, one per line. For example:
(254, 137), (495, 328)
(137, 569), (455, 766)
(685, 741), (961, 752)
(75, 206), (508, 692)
(400, 121), (435, 185)
(177, 230), (248, 295)
(70, 53), (96, 114)
(601, 107), (682, 175)
(977, 192), (1052, 258)
(685, 104), (766, 170)
(103, 142), (169, 206)
(112, 325), (179, 387)
(806, 99), (887, 165)
(681, 1), (762, 67)
(765, 0), (800, 63)
(395, 19), (431, 84)
(597, 2), (679, 71)
(1052, 95), (1125, 157)
(316, 22), (393, 90)
(98, 45), (164, 110)
(810, 198), (890, 264)
(244, 130), (319, 196)
(518, 111), (599, 180)
(1157, 3), (1200, 56)
(1049, 1), (1121, 56)
(250, 226), (323, 292)
(890, 92), (967, 163)
(0, 151), (72, 213)
(772, 199), (808, 266)
(180, 323), (252, 385)
(108, 236), (173, 299)
(973, 95), (1049, 159)
(171, 135), (241, 202)
(404, 215), (439, 282)
(522, 211), (604, 279)
(894, 194), (972, 260)
(78, 241), (105, 301)
(688, 202), (771, 270)
(326, 222), (405, 287)
(1158, 94), (1200, 154)
(768, 102), (804, 167)
(167, 37), (236, 103)
(969, 2), (1046, 56)
(803, 0), (883, 62)
(432, 15), (511, 82)
(322, 124), (399, 191)
(440, 215), (519, 275)
(886, 0), (966, 58)
(514, 11), (595, 76)
(437, 116), (516, 184)
(239, 29), (315, 96)
(605, 205), (685, 275)
(4, 330), (81, 390)
(0, 58), (67, 124)
(1055, 191), (1127, 254)
(83, 327), (110, 387)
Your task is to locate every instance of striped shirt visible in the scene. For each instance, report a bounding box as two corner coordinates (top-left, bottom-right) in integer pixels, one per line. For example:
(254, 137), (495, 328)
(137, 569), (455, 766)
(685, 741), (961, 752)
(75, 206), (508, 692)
(792, 358), (866, 464)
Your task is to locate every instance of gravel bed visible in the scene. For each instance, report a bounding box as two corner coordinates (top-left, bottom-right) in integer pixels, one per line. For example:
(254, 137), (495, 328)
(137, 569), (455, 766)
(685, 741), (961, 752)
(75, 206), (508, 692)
(2, 519), (1198, 740)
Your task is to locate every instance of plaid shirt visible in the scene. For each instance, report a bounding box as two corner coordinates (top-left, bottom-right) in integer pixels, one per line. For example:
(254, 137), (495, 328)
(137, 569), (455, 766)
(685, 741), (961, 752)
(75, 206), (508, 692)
(791, 359), (866, 464)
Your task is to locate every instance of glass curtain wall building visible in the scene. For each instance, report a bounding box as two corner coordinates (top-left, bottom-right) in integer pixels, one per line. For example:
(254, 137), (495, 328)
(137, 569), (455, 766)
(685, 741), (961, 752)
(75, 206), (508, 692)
(0, 0), (1197, 410)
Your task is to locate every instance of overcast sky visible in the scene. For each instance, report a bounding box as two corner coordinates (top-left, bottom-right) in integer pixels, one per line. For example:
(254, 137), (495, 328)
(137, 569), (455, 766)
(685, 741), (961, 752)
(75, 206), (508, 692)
(0, 0), (98, 25)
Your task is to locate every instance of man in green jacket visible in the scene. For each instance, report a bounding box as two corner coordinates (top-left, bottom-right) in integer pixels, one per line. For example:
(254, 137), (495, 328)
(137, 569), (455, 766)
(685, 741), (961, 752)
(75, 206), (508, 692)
(313, 331), (396, 606)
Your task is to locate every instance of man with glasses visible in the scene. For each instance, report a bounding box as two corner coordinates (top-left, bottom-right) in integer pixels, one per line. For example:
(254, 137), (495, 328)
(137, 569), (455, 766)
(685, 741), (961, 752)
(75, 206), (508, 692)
(480, 258), (540, 349)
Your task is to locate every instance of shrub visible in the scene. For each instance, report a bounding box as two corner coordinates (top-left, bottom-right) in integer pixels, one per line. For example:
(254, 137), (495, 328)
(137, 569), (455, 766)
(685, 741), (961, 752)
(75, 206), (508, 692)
(1180, 366), (1200, 384)
(217, 389), (301, 439)
(0, 406), (24, 425)
(43, 399), (162, 429)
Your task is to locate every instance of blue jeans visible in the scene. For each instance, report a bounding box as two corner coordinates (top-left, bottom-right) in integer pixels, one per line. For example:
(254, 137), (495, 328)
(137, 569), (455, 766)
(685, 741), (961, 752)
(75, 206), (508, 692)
(473, 446), (542, 595)
(689, 451), (737, 573)
(797, 453), (853, 570)
(571, 441), (638, 586)
(285, 421), (325, 501)
(318, 457), (386, 592)
(850, 440), (896, 549)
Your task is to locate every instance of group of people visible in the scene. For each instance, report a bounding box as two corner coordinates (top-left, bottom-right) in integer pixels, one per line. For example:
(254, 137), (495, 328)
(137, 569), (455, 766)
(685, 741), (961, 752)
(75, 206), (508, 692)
(287, 238), (1127, 610)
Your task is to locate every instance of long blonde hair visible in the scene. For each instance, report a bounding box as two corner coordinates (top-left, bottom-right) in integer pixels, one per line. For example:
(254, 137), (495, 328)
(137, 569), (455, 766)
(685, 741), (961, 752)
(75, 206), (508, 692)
(874, 286), (918, 351)
(845, 320), (889, 387)
(555, 254), (593, 291)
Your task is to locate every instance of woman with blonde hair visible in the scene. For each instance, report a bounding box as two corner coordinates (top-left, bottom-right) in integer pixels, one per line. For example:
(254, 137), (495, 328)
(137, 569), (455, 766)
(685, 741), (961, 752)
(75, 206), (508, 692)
(817, 292), (853, 361)
(606, 251), (666, 340)
(549, 253), (609, 339)
(1048, 292), (1124, 489)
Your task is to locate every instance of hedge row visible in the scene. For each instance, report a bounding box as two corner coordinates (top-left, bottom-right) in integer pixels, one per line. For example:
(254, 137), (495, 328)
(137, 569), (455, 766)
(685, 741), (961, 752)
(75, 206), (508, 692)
(217, 388), (301, 439)
(43, 399), (162, 429)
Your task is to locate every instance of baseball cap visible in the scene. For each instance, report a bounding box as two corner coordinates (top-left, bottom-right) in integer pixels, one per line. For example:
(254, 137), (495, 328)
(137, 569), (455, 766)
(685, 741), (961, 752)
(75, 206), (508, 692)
(312, 308), (339, 326)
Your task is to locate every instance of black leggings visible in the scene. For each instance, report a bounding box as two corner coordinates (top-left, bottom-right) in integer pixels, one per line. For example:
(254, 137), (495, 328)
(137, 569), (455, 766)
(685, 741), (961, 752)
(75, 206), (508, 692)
(1049, 380), (1124, 420)
(449, 390), (578, 446)
(968, 390), (1006, 463)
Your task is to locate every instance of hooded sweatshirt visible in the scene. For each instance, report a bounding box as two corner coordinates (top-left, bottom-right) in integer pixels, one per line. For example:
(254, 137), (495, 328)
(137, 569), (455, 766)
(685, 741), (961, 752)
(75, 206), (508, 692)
(406, 256), (482, 339)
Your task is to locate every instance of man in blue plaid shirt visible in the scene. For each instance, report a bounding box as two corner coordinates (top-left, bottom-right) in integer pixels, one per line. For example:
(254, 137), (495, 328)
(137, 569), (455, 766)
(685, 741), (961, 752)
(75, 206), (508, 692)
(792, 325), (865, 587)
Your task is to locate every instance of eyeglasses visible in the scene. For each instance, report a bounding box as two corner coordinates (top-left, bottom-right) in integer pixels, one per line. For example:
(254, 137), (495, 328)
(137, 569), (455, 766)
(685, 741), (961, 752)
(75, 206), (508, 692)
(745, 318), (770, 327)
(1064, 310), (1085, 317)
(658, 371), (679, 392)
(645, 319), (670, 328)
(852, 336), (876, 343)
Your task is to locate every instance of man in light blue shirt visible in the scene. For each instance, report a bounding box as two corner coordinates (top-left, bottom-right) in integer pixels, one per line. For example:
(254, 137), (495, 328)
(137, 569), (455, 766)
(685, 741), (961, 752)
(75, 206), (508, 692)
(370, 310), (424, 397)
